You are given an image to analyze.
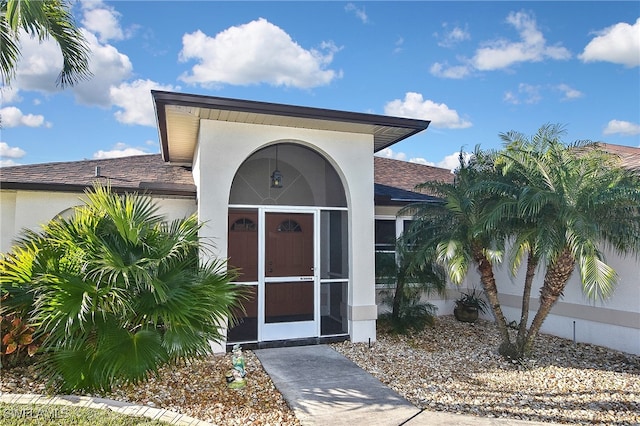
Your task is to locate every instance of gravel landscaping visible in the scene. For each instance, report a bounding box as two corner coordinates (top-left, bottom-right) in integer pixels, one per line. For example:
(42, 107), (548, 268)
(332, 316), (640, 426)
(1, 315), (638, 425)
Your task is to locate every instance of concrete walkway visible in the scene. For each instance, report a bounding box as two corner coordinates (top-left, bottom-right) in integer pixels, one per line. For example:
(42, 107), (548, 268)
(255, 345), (563, 426)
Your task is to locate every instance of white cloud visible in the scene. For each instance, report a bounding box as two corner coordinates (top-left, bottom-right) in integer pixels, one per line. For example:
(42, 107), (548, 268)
(0, 141), (26, 158)
(555, 84), (583, 101)
(473, 11), (571, 70)
(408, 157), (435, 166)
(436, 24), (470, 48)
(375, 148), (407, 161)
(0, 106), (46, 128)
(432, 11), (570, 78)
(503, 83), (542, 105)
(80, 1), (125, 43)
(384, 92), (472, 129)
(434, 151), (472, 171)
(603, 120), (640, 136)
(71, 30), (133, 106)
(394, 37), (404, 54)
(430, 62), (473, 79)
(93, 142), (150, 159)
(579, 18), (640, 67)
(1, 86), (20, 104)
(110, 79), (176, 126)
(12, 27), (132, 107)
(12, 31), (67, 92)
(178, 18), (342, 88)
(0, 159), (20, 167)
(375, 148), (469, 172)
(345, 3), (369, 24)
(9, 1), (132, 105)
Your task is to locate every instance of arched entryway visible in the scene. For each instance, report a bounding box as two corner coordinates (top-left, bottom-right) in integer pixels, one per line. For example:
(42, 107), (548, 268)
(226, 143), (349, 345)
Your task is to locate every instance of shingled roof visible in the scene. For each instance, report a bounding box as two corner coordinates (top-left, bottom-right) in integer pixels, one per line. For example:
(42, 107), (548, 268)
(374, 156), (454, 193)
(0, 154), (452, 204)
(596, 143), (640, 172)
(0, 155), (196, 196)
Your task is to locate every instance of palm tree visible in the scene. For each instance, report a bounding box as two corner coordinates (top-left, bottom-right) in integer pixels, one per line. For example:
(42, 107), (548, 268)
(1, 0), (91, 87)
(493, 124), (640, 356)
(402, 153), (514, 347)
(0, 184), (243, 392)
(376, 231), (447, 333)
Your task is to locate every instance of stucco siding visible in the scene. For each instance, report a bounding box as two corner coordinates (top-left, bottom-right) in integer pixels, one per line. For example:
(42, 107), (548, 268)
(374, 205), (640, 355)
(0, 189), (197, 253)
(196, 119), (377, 343)
(1, 191), (17, 253)
(463, 249), (640, 355)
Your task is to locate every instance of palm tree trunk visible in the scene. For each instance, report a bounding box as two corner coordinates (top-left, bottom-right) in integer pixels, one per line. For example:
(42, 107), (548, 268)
(516, 252), (538, 351)
(392, 274), (406, 320)
(524, 247), (575, 355)
(472, 244), (511, 346)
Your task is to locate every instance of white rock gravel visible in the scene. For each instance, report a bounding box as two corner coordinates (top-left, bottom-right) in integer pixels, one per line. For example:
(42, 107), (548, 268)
(331, 316), (640, 425)
(1, 315), (638, 425)
(1, 350), (300, 426)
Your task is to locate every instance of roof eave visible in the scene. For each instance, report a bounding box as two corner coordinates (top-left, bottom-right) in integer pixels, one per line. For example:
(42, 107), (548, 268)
(0, 181), (197, 197)
(152, 90), (430, 163)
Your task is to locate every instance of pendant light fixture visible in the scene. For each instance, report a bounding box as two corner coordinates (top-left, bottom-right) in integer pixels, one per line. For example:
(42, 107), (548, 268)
(270, 144), (283, 188)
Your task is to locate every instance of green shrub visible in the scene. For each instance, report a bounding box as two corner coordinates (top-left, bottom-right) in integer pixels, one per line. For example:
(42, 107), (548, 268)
(0, 184), (243, 392)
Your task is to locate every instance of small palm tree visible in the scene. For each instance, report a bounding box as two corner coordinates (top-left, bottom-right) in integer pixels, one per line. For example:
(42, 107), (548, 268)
(402, 153), (513, 345)
(0, 184), (243, 392)
(376, 234), (446, 333)
(493, 124), (640, 356)
(406, 128), (640, 359)
(1, 0), (91, 87)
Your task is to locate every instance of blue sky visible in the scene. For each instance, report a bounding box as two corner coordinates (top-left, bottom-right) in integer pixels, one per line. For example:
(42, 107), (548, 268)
(1, 1), (639, 170)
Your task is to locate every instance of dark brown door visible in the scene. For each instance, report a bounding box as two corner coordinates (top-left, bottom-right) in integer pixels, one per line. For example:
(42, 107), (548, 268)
(265, 212), (313, 277)
(228, 210), (258, 282)
(264, 212), (314, 324)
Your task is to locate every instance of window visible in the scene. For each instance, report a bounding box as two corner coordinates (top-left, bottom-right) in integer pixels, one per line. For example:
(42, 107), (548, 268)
(231, 218), (257, 231)
(375, 220), (396, 252)
(277, 219), (302, 232)
(374, 217), (413, 285)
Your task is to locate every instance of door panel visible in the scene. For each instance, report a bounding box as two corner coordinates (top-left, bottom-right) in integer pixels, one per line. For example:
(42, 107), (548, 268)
(262, 212), (316, 340)
(228, 210), (258, 282)
(265, 281), (314, 323)
(265, 213), (313, 277)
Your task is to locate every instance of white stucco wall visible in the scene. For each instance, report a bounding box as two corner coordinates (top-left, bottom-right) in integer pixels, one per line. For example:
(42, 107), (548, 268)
(482, 247), (640, 355)
(194, 119), (377, 344)
(0, 189), (197, 253)
(374, 205), (640, 356)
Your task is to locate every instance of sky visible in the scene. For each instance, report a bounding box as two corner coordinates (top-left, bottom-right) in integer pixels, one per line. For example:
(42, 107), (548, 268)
(1, 1), (639, 170)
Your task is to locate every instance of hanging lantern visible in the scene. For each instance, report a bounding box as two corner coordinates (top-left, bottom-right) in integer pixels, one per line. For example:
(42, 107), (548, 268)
(271, 145), (283, 188)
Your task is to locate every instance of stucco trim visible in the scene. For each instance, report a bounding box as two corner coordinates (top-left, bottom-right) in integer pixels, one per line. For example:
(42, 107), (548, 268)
(497, 293), (639, 329)
(348, 304), (379, 321)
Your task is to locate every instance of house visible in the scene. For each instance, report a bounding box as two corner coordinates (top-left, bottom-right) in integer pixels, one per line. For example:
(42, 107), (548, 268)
(1, 90), (443, 350)
(1, 90), (638, 355)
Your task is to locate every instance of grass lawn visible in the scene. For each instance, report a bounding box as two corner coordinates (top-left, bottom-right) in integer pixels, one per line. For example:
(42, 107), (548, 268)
(0, 403), (171, 426)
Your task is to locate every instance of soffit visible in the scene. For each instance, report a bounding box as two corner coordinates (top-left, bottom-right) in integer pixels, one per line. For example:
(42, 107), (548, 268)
(153, 91), (430, 164)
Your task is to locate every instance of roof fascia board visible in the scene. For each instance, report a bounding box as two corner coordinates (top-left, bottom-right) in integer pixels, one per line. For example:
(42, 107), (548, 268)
(152, 90), (430, 161)
(152, 90), (429, 128)
(0, 181), (196, 197)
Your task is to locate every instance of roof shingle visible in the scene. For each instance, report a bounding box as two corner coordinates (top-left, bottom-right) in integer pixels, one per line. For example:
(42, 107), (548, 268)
(374, 156), (454, 194)
(0, 155), (195, 196)
(0, 154), (454, 204)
